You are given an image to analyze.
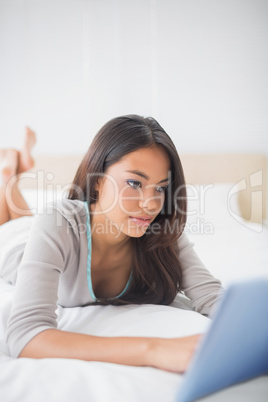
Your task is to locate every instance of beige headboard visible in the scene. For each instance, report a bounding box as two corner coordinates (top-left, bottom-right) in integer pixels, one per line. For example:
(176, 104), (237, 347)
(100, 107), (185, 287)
(181, 154), (267, 223)
(19, 153), (267, 223)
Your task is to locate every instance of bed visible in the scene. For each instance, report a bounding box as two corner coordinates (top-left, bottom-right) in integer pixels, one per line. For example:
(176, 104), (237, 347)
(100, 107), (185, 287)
(0, 153), (268, 402)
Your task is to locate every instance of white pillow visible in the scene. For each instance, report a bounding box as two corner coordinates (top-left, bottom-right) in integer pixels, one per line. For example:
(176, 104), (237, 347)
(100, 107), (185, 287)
(185, 183), (240, 233)
(21, 189), (68, 213)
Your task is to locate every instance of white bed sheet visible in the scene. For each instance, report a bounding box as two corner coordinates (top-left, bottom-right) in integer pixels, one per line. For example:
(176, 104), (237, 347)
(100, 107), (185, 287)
(0, 188), (268, 401)
(0, 277), (210, 402)
(185, 183), (268, 286)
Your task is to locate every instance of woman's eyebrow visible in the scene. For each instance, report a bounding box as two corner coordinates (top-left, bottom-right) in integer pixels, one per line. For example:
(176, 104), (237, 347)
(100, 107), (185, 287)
(125, 170), (169, 184)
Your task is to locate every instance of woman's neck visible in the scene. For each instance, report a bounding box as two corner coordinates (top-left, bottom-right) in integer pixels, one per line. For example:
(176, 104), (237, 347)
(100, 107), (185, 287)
(90, 212), (131, 255)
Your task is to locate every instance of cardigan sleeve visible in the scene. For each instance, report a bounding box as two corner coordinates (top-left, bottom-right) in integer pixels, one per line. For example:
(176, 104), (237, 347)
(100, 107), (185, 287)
(175, 233), (224, 316)
(6, 204), (72, 358)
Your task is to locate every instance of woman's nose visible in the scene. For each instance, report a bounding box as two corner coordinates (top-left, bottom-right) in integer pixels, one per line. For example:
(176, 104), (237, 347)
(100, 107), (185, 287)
(138, 191), (160, 212)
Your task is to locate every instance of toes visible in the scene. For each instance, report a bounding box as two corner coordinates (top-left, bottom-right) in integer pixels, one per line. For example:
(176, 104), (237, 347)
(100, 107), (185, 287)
(24, 126), (36, 150)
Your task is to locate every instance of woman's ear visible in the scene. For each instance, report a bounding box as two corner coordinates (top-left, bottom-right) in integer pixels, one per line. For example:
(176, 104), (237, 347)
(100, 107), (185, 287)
(95, 177), (103, 195)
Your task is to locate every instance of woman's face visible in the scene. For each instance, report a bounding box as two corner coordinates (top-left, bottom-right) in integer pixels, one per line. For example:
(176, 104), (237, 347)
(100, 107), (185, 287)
(92, 146), (171, 238)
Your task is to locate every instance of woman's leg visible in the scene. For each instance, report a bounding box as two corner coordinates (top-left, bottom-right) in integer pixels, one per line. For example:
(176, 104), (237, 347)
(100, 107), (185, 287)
(0, 149), (18, 225)
(0, 127), (36, 225)
(0, 188), (10, 225)
(17, 126), (36, 174)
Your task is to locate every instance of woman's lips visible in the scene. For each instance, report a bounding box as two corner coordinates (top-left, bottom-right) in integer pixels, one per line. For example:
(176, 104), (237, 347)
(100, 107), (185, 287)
(129, 216), (152, 227)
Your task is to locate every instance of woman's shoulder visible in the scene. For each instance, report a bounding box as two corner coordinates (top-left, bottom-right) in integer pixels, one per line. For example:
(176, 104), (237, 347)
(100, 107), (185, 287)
(40, 198), (87, 230)
(47, 198), (86, 217)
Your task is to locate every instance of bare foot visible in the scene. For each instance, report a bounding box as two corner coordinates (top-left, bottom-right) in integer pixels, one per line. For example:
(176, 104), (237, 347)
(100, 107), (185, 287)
(17, 126), (36, 174)
(0, 149), (19, 185)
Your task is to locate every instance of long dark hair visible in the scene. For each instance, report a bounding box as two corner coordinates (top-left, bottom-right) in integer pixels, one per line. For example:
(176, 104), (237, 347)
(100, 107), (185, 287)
(68, 114), (187, 306)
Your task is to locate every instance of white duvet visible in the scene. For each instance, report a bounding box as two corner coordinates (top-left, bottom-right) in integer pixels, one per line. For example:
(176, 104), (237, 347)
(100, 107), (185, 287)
(0, 277), (210, 402)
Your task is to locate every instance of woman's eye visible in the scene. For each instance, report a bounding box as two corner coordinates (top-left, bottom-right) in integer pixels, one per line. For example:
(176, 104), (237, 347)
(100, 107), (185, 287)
(127, 180), (142, 189)
(156, 186), (167, 193)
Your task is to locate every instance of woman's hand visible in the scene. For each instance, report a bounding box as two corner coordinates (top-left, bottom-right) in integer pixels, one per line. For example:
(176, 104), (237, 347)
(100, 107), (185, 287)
(147, 334), (202, 373)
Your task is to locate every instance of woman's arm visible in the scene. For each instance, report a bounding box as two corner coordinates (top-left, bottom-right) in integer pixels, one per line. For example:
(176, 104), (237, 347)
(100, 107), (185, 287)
(177, 233), (223, 316)
(6, 204), (73, 357)
(19, 328), (201, 373)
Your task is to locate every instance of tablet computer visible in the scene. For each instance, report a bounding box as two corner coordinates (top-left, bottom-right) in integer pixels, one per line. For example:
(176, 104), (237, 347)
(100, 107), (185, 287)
(177, 278), (268, 402)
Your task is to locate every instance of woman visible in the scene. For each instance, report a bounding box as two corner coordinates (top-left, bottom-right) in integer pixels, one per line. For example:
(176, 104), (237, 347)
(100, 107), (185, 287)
(1, 115), (222, 373)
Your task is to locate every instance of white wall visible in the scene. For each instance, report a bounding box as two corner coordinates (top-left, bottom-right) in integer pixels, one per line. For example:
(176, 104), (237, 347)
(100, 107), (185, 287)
(0, 0), (267, 156)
